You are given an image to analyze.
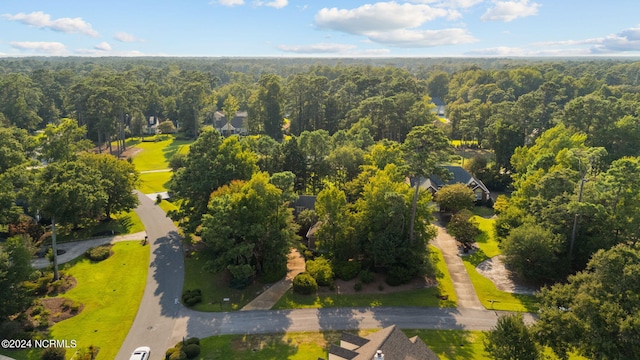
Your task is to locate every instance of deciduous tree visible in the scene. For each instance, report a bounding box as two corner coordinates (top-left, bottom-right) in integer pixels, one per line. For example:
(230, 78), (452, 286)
(534, 243), (640, 359)
(200, 172), (299, 286)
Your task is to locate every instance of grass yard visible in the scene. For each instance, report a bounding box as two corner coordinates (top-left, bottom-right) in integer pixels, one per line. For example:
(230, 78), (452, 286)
(273, 245), (455, 310)
(273, 286), (444, 310)
(1, 242), (150, 360)
(138, 171), (173, 194)
(131, 137), (191, 172)
(430, 244), (457, 307)
(462, 215), (539, 312)
(194, 329), (489, 359)
(50, 241), (149, 360)
(182, 253), (265, 311)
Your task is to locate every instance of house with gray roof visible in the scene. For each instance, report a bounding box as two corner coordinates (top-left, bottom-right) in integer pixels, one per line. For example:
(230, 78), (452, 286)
(325, 325), (439, 360)
(417, 165), (490, 202)
(213, 110), (248, 136)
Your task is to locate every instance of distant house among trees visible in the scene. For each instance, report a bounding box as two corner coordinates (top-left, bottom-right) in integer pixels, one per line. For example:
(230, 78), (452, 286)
(417, 165), (490, 202)
(213, 110), (248, 136)
(326, 325), (439, 360)
(431, 97), (446, 117)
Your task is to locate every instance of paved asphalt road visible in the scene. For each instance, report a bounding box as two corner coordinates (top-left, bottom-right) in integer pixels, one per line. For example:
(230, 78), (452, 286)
(116, 192), (535, 360)
(116, 193), (185, 360)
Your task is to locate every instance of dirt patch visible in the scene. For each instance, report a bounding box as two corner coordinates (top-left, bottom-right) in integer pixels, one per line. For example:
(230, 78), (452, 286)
(476, 255), (537, 295)
(92, 144), (142, 160)
(39, 297), (84, 324)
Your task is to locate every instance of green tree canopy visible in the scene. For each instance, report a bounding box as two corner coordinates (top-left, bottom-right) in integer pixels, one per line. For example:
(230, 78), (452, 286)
(484, 314), (541, 360)
(77, 153), (140, 219)
(502, 223), (564, 283)
(200, 172), (299, 286)
(435, 183), (476, 213)
(534, 243), (640, 359)
(168, 129), (258, 233)
(0, 235), (34, 321)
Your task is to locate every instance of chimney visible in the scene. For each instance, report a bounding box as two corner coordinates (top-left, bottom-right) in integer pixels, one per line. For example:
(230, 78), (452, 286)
(373, 350), (384, 359)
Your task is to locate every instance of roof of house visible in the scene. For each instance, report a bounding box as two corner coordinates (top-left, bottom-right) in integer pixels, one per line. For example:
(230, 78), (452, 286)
(213, 111), (247, 129)
(419, 166), (490, 195)
(329, 325), (439, 360)
(431, 97), (446, 107)
(292, 195), (316, 212)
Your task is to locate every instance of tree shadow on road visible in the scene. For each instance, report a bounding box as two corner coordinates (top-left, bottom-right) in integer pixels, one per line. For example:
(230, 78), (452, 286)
(150, 230), (185, 319)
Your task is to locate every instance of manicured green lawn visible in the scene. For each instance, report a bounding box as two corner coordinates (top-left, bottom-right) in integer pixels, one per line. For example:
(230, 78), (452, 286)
(50, 241), (149, 360)
(1, 242), (150, 360)
(138, 171), (172, 194)
(182, 253), (266, 311)
(461, 216), (539, 312)
(430, 244), (457, 307)
(131, 137), (191, 172)
(194, 329), (489, 359)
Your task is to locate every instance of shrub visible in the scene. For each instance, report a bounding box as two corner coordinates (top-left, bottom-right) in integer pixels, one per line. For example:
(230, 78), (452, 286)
(333, 260), (361, 281)
(181, 289), (202, 307)
(292, 272), (318, 295)
(385, 265), (416, 286)
(185, 337), (200, 345)
(306, 257), (334, 286)
(183, 343), (201, 359)
(354, 281), (363, 292)
(85, 245), (112, 261)
(168, 350), (187, 360)
(41, 346), (66, 360)
(165, 347), (178, 359)
(359, 269), (374, 284)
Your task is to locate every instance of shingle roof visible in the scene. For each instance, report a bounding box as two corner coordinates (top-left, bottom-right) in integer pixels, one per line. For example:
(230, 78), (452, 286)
(330, 325), (440, 360)
(329, 344), (359, 359)
(341, 332), (370, 347)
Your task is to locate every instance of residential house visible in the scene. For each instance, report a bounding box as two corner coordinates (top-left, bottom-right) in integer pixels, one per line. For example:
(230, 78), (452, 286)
(431, 97), (446, 117)
(417, 165), (490, 202)
(213, 110), (248, 136)
(324, 325), (439, 360)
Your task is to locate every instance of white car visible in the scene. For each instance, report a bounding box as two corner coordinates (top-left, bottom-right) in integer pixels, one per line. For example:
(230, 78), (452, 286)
(129, 346), (151, 360)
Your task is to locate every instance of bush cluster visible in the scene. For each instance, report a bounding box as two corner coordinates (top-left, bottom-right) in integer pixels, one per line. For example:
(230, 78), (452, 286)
(333, 260), (361, 281)
(85, 245), (112, 261)
(385, 265), (416, 286)
(292, 272), (318, 295)
(359, 269), (374, 284)
(41, 347), (66, 360)
(181, 289), (202, 307)
(165, 338), (200, 360)
(305, 257), (334, 286)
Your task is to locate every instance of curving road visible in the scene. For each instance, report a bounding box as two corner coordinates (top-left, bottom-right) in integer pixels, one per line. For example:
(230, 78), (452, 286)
(116, 192), (535, 360)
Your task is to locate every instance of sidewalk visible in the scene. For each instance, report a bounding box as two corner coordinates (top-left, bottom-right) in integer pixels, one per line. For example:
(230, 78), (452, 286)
(240, 248), (305, 311)
(31, 231), (147, 269)
(432, 225), (485, 310)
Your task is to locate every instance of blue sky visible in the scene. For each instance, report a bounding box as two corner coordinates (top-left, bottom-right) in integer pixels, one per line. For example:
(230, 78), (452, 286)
(1, 0), (640, 57)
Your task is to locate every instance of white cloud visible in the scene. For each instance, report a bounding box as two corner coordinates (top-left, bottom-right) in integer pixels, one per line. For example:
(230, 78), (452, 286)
(277, 43), (356, 54)
(481, 0), (540, 22)
(592, 26), (640, 53)
(94, 41), (112, 51)
(114, 32), (143, 43)
(368, 28), (477, 47)
(256, 0), (288, 8)
(215, 0), (245, 6)
(3, 11), (98, 36)
(9, 41), (67, 55)
(409, 0), (484, 8)
(315, 2), (450, 35)
(530, 26), (640, 55)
